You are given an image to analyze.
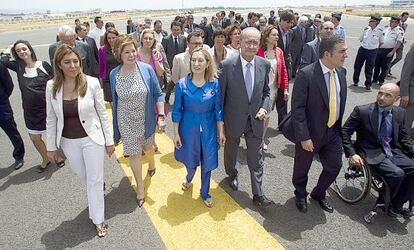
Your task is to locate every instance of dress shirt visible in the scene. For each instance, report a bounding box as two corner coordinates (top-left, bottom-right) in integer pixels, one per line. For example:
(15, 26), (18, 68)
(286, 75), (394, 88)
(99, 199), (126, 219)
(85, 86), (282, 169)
(377, 106), (393, 141)
(154, 32), (164, 44)
(240, 55), (255, 94)
(360, 26), (384, 50)
(279, 25), (288, 51)
(88, 27), (105, 49)
(320, 60), (341, 121)
(381, 26), (404, 49)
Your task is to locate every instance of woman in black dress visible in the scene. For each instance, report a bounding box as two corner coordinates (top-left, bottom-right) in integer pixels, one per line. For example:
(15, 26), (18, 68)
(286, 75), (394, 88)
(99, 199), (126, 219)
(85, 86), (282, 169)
(1, 40), (64, 172)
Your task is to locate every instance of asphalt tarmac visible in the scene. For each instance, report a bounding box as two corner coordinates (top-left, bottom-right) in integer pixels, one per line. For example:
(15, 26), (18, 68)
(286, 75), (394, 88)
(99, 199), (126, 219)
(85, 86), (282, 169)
(0, 8), (413, 249)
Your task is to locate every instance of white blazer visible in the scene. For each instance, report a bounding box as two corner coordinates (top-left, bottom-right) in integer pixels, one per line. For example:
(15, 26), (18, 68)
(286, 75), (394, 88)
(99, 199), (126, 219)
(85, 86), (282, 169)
(46, 75), (114, 151)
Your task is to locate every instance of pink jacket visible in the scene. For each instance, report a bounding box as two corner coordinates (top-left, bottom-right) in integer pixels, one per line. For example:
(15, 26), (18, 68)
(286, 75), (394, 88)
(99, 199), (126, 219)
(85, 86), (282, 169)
(256, 47), (288, 90)
(98, 46), (107, 80)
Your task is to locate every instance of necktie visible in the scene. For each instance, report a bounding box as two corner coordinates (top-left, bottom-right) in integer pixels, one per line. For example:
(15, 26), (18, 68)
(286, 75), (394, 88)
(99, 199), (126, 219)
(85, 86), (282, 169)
(380, 110), (393, 158)
(245, 63), (253, 100)
(327, 70), (337, 127)
(174, 37), (179, 52)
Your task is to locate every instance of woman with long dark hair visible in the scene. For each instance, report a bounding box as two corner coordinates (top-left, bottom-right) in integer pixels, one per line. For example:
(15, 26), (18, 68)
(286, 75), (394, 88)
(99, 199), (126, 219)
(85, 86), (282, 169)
(1, 40), (65, 172)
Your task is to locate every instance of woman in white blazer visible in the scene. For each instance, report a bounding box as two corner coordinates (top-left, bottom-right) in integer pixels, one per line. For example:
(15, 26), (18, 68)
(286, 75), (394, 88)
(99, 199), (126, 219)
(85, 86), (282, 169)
(46, 44), (114, 238)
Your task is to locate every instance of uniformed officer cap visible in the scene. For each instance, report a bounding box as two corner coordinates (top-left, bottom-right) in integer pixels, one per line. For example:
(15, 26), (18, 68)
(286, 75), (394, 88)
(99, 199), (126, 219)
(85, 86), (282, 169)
(332, 12), (342, 19)
(391, 16), (401, 21)
(370, 16), (382, 22)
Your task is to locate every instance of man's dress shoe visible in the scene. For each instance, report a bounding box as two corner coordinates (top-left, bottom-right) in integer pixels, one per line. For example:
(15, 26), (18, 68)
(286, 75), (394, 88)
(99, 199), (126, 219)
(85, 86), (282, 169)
(253, 195), (273, 207)
(295, 197), (308, 213)
(312, 197), (334, 213)
(229, 176), (238, 191)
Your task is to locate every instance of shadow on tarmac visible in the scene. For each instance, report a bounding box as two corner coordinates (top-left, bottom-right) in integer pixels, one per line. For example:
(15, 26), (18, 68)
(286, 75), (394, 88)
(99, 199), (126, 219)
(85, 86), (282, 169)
(157, 184), (241, 226)
(40, 177), (137, 249)
(327, 188), (410, 237)
(0, 163), (16, 180)
(218, 178), (328, 241)
(0, 164), (59, 191)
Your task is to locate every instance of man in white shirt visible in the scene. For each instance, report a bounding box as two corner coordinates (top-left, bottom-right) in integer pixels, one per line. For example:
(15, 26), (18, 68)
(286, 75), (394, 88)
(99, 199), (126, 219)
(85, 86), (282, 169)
(88, 16), (105, 50)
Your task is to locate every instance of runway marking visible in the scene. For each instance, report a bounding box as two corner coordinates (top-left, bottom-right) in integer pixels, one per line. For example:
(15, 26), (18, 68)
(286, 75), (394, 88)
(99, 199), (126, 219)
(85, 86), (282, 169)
(106, 107), (284, 249)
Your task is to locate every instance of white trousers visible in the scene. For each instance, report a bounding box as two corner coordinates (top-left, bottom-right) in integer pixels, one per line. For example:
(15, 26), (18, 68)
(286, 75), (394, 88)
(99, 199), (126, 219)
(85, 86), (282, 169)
(61, 136), (105, 224)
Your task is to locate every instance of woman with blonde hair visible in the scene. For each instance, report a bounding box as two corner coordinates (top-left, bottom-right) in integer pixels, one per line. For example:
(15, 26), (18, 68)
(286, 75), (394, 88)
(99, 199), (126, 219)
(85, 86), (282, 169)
(110, 35), (165, 207)
(172, 48), (225, 208)
(256, 25), (289, 150)
(136, 29), (166, 153)
(46, 44), (114, 237)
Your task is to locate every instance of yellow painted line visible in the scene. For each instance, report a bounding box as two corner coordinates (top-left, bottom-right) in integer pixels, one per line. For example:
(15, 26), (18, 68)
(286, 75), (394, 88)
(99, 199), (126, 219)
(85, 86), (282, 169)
(106, 106), (283, 250)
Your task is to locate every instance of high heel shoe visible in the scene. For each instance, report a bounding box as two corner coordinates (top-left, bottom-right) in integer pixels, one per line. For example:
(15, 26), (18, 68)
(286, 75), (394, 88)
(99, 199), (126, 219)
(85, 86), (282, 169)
(136, 197), (145, 207)
(95, 223), (108, 237)
(148, 168), (156, 177)
(37, 162), (51, 173)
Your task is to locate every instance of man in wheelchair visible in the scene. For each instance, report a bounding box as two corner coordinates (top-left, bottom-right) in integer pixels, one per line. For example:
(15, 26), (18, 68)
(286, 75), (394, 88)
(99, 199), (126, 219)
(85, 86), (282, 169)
(342, 83), (414, 218)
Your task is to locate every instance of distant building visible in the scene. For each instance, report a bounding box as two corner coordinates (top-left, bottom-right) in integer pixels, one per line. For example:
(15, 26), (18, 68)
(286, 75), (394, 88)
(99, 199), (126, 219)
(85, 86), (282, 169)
(391, 0), (414, 6)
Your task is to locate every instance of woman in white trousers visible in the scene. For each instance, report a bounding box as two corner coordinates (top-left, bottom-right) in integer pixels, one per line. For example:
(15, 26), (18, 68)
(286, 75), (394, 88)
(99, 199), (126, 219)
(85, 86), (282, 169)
(46, 44), (114, 237)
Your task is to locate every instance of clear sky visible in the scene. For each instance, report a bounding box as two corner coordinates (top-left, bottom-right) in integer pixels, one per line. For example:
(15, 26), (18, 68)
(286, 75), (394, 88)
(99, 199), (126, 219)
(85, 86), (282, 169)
(0, 0), (391, 12)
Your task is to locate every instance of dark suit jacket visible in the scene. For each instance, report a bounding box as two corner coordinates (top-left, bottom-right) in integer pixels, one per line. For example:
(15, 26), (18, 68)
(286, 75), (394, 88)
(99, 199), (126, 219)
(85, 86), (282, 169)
(291, 26), (306, 61)
(240, 22), (259, 31)
(305, 25), (317, 43)
(291, 61), (347, 145)
(161, 34), (187, 68)
(299, 38), (320, 70)
(219, 55), (271, 138)
(342, 103), (414, 165)
(0, 63), (14, 120)
(277, 26), (293, 76)
(185, 23), (199, 33)
(77, 36), (99, 77)
(203, 24), (215, 48)
(400, 44), (414, 103)
(221, 17), (231, 29)
(49, 40), (92, 76)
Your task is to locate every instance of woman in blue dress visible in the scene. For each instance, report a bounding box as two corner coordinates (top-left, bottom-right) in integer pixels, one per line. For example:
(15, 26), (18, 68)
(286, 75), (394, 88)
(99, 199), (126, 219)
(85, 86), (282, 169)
(172, 48), (225, 208)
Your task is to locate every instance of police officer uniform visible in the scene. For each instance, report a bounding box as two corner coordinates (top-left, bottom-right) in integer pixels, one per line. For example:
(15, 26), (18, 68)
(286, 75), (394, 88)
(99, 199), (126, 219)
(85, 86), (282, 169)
(332, 12), (346, 39)
(373, 16), (404, 84)
(353, 16), (384, 90)
(389, 18), (409, 75)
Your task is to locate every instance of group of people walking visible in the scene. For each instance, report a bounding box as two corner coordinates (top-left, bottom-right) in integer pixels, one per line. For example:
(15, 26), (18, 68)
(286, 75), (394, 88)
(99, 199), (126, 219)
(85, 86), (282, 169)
(1, 9), (414, 239)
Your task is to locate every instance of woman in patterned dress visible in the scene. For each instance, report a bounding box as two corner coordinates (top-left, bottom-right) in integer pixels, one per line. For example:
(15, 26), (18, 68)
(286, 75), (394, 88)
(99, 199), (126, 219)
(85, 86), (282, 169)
(110, 35), (166, 207)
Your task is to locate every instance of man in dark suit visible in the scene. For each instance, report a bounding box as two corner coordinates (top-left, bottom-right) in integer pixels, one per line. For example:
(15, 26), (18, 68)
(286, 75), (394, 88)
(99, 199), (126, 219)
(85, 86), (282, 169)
(75, 24), (99, 77)
(162, 21), (187, 103)
(218, 11), (231, 29)
(290, 16), (309, 78)
(299, 21), (334, 69)
(277, 10), (294, 79)
(291, 36), (348, 213)
(268, 10), (276, 25)
(185, 15), (199, 33)
(49, 25), (93, 76)
(342, 83), (414, 217)
(240, 12), (259, 30)
(399, 44), (414, 136)
(0, 63), (25, 170)
(203, 16), (219, 48)
(305, 17), (321, 43)
(219, 27), (272, 206)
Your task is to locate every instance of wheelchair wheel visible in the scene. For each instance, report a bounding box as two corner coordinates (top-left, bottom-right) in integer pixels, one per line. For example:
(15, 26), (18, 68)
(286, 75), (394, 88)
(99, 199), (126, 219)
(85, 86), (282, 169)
(334, 163), (372, 204)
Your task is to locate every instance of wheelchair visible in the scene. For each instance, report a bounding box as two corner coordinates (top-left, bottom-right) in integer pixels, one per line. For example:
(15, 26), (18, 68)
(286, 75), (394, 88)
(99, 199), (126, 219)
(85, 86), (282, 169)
(334, 160), (413, 224)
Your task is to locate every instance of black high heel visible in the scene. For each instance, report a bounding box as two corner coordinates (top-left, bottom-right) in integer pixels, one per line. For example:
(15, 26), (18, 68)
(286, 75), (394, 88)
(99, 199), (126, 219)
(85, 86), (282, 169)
(136, 197), (145, 207)
(148, 168), (156, 177)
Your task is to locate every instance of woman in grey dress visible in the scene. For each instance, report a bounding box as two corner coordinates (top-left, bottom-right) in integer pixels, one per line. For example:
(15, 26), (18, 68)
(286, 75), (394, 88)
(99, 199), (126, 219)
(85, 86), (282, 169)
(110, 35), (166, 207)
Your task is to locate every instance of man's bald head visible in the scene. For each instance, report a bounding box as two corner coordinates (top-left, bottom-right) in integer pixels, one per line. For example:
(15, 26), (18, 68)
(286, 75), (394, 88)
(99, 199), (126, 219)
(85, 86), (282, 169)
(377, 83), (401, 108)
(381, 83), (400, 96)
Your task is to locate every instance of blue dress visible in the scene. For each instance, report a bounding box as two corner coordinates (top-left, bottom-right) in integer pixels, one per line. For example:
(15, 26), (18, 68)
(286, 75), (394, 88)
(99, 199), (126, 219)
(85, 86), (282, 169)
(172, 76), (223, 171)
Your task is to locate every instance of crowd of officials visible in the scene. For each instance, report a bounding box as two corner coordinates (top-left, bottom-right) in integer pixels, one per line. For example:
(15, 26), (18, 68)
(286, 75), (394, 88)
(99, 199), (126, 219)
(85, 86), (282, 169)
(1, 8), (414, 238)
